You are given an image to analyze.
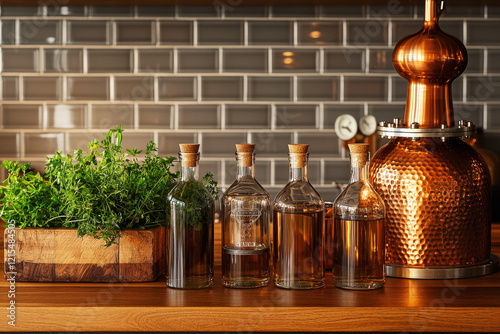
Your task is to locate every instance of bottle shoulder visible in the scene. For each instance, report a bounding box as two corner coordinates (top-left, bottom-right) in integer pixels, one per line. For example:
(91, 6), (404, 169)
(224, 178), (270, 197)
(168, 180), (214, 205)
(333, 182), (385, 219)
(273, 180), (324, 211)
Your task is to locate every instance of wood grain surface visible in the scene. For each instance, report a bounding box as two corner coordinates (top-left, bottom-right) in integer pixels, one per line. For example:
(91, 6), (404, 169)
(0, 224), (499, 332)
(3, 227), (165, 282)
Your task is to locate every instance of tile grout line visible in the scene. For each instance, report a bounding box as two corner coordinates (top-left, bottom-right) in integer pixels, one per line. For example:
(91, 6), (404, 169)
(243, 75), (248, 102)
(14, 19), (20, 45)
(5, 44), (500, 50)
(83, 48), (89, 74)
(85, 103), (91, 129)
(317, 103), (323, 130)
(293, 20), (298, 47)
(62, 75), (68, 102)
(292, 76), (298, 102)
(41, 104), (46, 130)
(387, 75), (393, 103)
(320, 159), (325, 186)
(110, 75), (115, 102)
(133, 48), (139, 74)
(388, 19), (393, 46)
(220, 104), (225, 130)
(318, 48), (324, 74)
(154, 76), (159, 102)
(270, 160), (275, 187)
(462, 73), (467, 103)
(173, 104), (179, 130)
(134, 103), (139, 129)
(88, 104), (93, 129)
(197, 75), (202, 102)
(193, 20), (198, 47)
(19, 131), (25, 160)
(484, 48), (488, 76)
(218, 47), (223, 74)
(169, 105), (175, 130)
(339, 75), (344, 102)
(243, 20), (249, 46)
(483, 104), (488, 130)
(61, 19), (67, 46)
(19, 76), (24, 102)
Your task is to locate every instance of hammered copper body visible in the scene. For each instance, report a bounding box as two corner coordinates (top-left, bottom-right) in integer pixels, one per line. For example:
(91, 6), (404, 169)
(370, 0), (491, 267)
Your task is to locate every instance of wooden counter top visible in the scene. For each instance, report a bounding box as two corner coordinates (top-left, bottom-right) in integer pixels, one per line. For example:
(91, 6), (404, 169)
(1, 225), (499, 333)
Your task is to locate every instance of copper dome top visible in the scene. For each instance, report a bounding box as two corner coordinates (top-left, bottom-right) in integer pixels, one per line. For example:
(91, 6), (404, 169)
(393, 0), (467, 128)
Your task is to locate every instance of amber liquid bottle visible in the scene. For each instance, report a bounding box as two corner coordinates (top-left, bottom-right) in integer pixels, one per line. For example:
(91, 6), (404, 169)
(273, 144), (325, 289)
(333, 143), (385, 290)
(222, 144), (271, 288)
(166, 144), (214, 289)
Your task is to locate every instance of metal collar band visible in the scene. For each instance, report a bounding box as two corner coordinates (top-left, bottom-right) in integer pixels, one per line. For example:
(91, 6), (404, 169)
(378, 118), (475, 139)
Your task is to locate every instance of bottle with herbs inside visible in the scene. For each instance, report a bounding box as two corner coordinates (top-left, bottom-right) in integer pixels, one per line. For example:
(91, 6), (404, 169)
(273, 144), (325, 289)
(222, 144), (271, 288)
(333, 143), (385, 290)
(166, 144), (215, 289)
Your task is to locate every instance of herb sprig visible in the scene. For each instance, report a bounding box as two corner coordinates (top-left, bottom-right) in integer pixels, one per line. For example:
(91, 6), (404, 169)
(0, 126), (218, 246)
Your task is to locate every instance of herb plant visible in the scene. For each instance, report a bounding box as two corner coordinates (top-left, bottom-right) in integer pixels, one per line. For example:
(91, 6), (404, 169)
(0, 126), (218, 246)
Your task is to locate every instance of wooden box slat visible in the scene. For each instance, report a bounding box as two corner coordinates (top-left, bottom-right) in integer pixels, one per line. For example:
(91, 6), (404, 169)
(4, 226), (165, 282)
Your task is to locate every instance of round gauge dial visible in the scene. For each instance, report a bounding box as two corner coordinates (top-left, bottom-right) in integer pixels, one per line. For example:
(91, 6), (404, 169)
(334, 114), (358, 141)
(359, 115), (378, 136)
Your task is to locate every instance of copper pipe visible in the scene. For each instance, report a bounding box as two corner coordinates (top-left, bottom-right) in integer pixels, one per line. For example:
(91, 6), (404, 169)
(393, 0), (467, 128)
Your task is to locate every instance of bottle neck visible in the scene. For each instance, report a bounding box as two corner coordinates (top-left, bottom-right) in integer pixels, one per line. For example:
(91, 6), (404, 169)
(181, 165), (199, 181)
(179, 152), (200, 181)
(236, 152), (255, 180)
(349, 153), (369, 184)
(288, 153), (308, 182)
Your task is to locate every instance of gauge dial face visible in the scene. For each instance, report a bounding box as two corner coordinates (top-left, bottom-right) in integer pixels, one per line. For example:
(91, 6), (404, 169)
(359, 115), (377, 136)
(334, 114), (358, 141)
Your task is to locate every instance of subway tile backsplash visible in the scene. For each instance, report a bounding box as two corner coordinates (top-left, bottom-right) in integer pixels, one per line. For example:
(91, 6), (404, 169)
(1, 4), (500, 200)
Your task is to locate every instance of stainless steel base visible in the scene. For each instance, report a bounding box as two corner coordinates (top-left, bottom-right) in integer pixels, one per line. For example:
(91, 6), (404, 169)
(385, 254), (499, 279)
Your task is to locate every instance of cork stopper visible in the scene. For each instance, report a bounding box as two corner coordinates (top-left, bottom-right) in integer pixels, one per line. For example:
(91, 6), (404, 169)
(236, 143), (255, 167)
(288, 144), (309, 154)
(179, 143), (200, 168)
(348, 143), (369, 168)
(288, 144), (309, 168)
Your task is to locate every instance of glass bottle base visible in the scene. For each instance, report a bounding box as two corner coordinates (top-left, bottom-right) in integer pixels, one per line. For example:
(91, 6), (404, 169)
(167, 277), (214, 289)
(274, 279), (325, 290)
(334, 279), (384, 290)
(223, 277), (270, 289)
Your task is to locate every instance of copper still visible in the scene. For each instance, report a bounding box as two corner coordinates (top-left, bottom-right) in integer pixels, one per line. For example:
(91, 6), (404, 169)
(369, 0), (499, 279)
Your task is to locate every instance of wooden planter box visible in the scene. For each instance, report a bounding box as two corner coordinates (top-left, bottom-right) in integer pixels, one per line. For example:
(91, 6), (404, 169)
(4, 226), (165, 282)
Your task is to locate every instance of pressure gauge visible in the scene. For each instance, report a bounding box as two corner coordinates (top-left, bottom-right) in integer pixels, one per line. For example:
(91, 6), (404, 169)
(334, 114), (358, 141)
(359, 115), (377, 136)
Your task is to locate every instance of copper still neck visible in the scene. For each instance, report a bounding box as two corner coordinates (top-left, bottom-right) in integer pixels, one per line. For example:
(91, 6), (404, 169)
(393, 0), (467, 128)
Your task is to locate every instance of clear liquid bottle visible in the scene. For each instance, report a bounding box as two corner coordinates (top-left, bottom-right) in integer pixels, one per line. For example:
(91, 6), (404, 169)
(222, 144), (271, 288)
(167, 144), (214, 289)
(333, 143), (385, 290)
(273, 144), (325, 289)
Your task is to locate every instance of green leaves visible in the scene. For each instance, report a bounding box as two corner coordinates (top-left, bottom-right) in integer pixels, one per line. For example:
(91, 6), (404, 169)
(0, 126), (218, 247)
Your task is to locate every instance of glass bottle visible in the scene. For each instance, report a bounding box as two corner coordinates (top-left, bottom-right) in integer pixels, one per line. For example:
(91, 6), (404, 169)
(222, 144), (271, 288)
(273, 144), (325, 289)
(333, 143), (385, 290)
(166, 144), (214, 289)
